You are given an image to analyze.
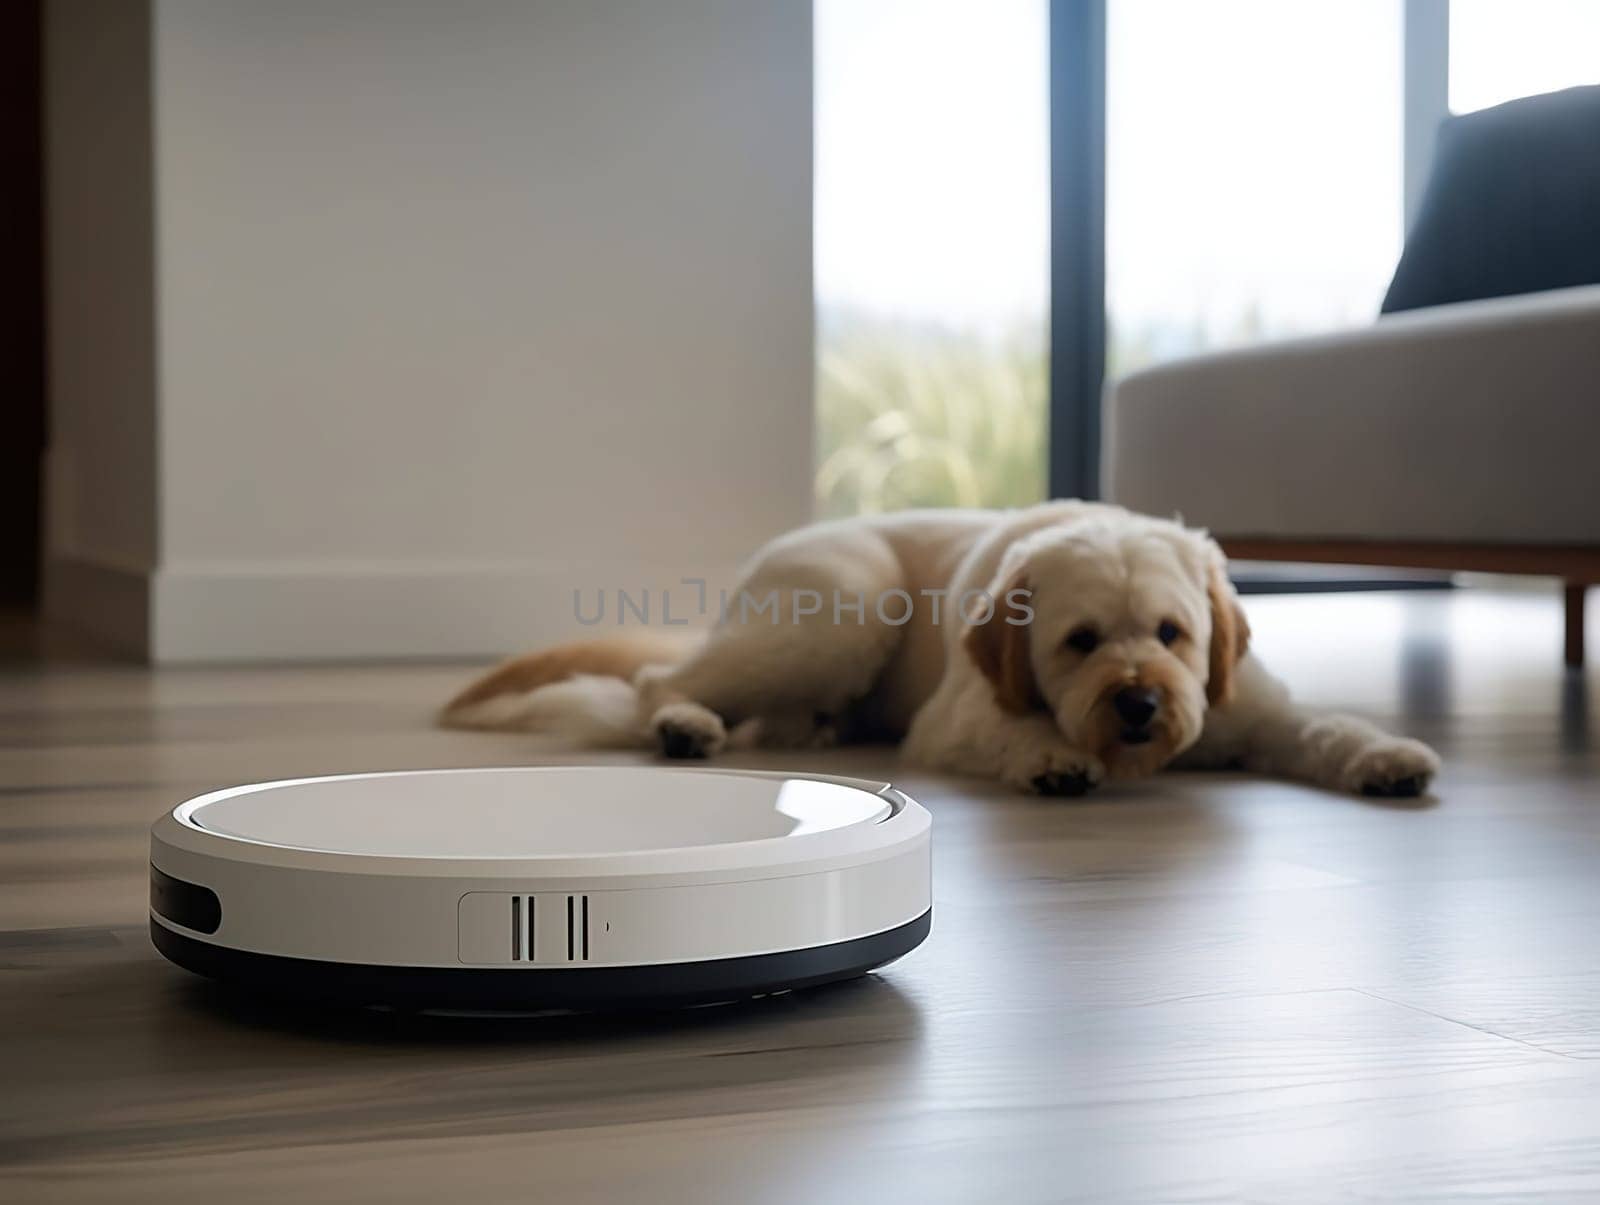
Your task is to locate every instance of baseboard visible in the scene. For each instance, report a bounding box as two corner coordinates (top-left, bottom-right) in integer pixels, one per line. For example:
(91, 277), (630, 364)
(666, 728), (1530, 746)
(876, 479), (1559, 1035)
(147, 560), (737, 663)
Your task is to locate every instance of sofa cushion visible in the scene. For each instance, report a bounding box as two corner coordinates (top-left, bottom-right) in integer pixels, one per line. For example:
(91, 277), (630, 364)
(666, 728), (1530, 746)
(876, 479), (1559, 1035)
(1384, 86), (1600, 313)
(1103, 285), (1600, 546)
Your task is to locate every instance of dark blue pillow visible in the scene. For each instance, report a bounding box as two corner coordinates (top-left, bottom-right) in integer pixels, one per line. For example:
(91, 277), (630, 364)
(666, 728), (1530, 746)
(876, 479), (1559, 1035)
(1382, 84), (1600, 313)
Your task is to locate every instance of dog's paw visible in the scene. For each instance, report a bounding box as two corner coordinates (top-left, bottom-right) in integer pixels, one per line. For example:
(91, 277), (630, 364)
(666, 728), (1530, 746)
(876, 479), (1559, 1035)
(650, 702), (727, 760)
(1005, 746), (1105, 798)
(1344, 738), (1440, 798)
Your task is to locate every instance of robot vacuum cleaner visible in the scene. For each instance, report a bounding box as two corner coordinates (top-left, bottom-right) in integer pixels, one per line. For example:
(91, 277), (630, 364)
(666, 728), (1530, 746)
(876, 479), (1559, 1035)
(149, 766), (931, 1011)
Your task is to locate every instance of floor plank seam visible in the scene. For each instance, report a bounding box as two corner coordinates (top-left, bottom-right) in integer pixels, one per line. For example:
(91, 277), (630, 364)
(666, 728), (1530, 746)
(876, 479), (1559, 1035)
(1349, 987), (1586, 1062)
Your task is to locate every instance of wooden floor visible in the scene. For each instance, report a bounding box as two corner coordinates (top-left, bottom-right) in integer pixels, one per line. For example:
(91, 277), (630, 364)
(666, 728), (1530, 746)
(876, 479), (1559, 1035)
(3, 588), (1598, 1203)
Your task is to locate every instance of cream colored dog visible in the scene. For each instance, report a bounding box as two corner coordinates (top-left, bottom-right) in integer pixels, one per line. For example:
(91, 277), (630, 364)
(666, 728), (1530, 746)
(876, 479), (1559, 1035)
(442, 502), (1440, 798)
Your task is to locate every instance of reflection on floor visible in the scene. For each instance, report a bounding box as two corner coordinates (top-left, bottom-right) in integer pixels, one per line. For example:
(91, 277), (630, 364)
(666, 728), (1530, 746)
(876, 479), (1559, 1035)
(1, 585), (1596, 1203)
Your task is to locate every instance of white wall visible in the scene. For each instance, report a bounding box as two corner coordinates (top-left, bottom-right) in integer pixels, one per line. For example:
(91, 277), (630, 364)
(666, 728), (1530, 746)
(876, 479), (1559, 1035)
(46, 0), (814, 661)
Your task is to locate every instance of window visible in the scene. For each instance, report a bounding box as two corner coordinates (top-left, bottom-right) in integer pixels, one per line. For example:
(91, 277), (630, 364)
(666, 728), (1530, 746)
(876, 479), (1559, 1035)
(1104, 0), (1404, 375)
(1449, 0), (1600, 115)
(814, 0), (1049, 516)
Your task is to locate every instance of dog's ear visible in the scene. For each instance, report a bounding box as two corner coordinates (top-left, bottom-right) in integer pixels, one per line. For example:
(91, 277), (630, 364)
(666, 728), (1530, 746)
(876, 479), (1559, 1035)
(1206, 557), (1251, 706)
(962, 573), (1041, 715)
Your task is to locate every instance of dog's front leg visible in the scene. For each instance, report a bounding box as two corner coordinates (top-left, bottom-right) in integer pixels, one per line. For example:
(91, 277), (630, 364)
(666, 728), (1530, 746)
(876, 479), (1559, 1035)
(1187, 658), (1440, 797)
(992, 714), (1108, 798)
(1248, 710), (1440, 793)
(907, 690), (1105, 798)
(1244, 710), (1439, 797)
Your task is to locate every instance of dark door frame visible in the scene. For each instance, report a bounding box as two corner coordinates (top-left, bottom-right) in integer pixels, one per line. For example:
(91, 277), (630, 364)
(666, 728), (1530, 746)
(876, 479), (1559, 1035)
(1, 0), (45, 609)
(1046, 0), (1106, 501)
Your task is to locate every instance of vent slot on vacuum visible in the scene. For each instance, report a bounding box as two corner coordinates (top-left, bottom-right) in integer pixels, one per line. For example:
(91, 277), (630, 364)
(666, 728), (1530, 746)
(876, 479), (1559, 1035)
(565, 894), (590, 961)
(508, 895), (536, 961)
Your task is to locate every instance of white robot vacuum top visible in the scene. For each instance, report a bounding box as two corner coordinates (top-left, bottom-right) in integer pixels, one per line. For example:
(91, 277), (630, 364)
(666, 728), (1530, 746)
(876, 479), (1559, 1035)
(150, 766), (932, 1010)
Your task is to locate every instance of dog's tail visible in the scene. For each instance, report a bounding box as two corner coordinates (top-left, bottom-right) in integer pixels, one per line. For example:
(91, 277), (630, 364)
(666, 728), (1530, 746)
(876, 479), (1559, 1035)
(438, 632), (699, 746)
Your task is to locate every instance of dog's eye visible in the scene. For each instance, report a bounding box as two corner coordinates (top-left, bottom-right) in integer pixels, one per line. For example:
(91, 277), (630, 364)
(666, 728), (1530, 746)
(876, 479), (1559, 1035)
(1157, 620), (1182, 646)
(1065, 627), (1100, 654)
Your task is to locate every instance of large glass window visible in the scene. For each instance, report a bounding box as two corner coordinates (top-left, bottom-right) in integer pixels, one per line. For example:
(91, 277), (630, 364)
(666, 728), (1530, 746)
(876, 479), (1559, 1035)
(813, 0), (1049, 517)
(1449, 0), (1600, 114)
(1105, 0), (1404, 375)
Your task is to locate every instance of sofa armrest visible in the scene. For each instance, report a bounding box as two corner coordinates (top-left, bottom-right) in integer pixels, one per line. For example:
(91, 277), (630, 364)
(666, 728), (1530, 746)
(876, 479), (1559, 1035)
(1103, 284), (1600, 545)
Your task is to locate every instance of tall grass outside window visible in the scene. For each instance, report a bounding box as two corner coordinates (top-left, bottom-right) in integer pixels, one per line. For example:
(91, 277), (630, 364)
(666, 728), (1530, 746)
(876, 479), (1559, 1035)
(814, 0), (1049, 516)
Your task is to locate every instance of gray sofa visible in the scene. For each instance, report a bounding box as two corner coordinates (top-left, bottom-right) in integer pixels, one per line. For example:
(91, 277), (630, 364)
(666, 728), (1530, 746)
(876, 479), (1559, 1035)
(1105, 87), (1600, 667)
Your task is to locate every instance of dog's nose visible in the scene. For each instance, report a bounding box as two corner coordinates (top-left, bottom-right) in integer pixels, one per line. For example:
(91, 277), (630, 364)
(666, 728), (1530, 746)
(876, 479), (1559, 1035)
(1113, 685), (1160, 727)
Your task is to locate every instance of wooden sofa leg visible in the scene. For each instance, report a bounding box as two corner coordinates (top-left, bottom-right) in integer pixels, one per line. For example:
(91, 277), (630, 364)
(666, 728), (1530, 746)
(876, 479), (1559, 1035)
(1566, 583), (1588, 669)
